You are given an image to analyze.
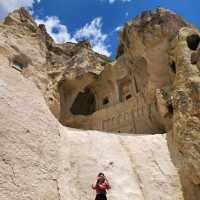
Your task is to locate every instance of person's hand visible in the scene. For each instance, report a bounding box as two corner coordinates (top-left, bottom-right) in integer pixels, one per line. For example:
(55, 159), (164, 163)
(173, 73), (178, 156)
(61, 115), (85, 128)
(105, 178), (109, 184)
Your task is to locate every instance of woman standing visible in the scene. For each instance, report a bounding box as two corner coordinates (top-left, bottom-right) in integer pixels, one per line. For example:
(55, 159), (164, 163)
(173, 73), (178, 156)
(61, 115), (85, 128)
(92, 173), (111, 200)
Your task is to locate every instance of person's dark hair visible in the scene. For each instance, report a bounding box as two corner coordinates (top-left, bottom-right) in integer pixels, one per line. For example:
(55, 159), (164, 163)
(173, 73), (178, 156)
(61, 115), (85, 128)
(96, 172), (105, 186)
(98, 172), (104, 177)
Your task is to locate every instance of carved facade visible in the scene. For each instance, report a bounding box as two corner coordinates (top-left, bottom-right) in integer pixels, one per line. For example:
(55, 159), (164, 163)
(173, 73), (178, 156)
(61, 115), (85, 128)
(59, 55), (166, 134)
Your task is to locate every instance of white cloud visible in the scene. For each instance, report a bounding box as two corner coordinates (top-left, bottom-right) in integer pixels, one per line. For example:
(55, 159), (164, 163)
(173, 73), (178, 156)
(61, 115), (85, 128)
(36, 16), (111, 56)
(74, 17), (111, 56)
(115, 26), (123, 32)
(0, 0), (40, 20)
(101, 0), (131, 4)
(35, 16), (76, 43)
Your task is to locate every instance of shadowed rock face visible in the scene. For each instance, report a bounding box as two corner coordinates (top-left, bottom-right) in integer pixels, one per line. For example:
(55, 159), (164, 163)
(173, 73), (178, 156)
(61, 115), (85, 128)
(0, 7), (199, 200)
(168, 28), (200, 199)
(55, 8), (189, 135)
(0, 64), (184, 200)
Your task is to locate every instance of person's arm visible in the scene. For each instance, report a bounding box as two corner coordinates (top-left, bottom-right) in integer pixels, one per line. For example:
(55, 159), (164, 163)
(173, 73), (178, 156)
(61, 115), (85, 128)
(98, 181), (111, 190)
(91, 184), (96, 190)
(104, 179), (111, 189)
(98, 183), (107, 190)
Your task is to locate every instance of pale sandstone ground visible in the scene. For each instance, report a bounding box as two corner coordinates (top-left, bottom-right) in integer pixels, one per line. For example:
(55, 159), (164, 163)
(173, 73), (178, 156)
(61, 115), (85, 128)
(0, 55), (183, 200)
(59, 127), (183, 200)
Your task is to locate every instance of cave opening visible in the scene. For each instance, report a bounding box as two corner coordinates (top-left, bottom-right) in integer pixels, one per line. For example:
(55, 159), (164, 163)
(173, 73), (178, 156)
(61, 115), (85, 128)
(70, 88), (96, 115)
(126, 94), (132, 100)
(186, 34), (200, 51)
(170, 61), (176, 73)
(167, 103), (174, 115)
(103, 97), (109, 105)
(11, 55), (28, 72)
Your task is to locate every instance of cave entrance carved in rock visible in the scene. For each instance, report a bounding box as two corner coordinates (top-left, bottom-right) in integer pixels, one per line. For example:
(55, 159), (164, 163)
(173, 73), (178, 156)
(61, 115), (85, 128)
(186, 34), (200, 50)
(70, 88), (96, 115)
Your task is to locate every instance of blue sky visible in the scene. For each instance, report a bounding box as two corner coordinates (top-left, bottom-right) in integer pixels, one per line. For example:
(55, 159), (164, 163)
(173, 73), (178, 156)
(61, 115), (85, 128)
(0, 0), (200, 57)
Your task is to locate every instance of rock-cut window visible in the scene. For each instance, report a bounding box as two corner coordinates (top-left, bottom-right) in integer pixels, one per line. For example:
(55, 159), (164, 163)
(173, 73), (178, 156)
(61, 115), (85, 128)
(70, 88), (96, 115)
(12, 56), (28, 72)
(103, 97), (109, 105)
(186, 34), (200, 51)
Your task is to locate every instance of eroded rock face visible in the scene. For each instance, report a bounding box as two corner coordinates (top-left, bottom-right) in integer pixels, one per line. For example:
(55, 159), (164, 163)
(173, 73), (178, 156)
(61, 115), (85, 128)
(0, 8), (189, 136)
(0, 6), (200, 200)
(58, 8), (189, 134)
(59, 128), (184, 200)
(0, 54), (60, 200)
(168, 28), (200, 199)
(0, 7), (110, 121)
(0, 62), (184, 200)
(0, 10), (184, 199)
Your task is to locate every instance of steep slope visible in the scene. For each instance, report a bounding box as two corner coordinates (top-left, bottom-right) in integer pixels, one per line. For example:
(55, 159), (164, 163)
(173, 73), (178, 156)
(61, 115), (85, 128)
(0, 54), (60, 200)
(0, 60), (183, 200)
(59, 128), (183, 200)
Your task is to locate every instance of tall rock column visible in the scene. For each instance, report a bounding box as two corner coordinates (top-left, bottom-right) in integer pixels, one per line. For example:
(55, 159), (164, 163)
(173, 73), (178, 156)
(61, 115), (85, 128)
(169, 27), (200, 200)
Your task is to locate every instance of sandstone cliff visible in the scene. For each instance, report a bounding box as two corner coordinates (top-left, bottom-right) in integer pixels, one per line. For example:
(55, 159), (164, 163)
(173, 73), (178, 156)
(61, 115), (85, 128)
(0, 7), (199, 200)
(169, 27), (200, 198)
(0, 60), (183, 200)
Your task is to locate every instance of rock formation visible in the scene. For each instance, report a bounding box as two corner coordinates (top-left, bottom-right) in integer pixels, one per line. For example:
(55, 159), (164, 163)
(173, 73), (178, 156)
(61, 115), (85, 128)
(0, 64), (183, 200)
(168, 28), (200, 199)
(57, 9), (189, 134)
(0, 7), (199, 200)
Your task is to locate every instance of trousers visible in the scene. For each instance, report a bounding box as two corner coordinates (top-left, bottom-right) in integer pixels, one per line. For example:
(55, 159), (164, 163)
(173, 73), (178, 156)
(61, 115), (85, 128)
(95, 193), (107, 200)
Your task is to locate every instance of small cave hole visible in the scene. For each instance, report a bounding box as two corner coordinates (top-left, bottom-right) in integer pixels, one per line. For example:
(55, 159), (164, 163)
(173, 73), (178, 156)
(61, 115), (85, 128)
(12, 61), (25, 72)
(126, 94), (132, 100)
(48, 97), (54, 102)
(169, 61), (176, 73)
(11, 55), (28, 72)
(167, 104), (174, 115)
(103, 97), (109, 105)
(186, 34), (200, 51)
(70, 88), (96, 115)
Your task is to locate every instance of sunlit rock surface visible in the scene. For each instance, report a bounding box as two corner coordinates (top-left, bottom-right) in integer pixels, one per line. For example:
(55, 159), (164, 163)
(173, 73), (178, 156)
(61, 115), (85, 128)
(60, 128), (183, 200)
(0, 46), (183, 200)
(0, 7), (200, 200)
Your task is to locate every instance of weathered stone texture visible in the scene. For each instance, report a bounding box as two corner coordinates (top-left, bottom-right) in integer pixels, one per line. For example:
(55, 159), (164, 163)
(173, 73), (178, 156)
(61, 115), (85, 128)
(59, 128), (184, 200)
(167, 27), (200, 199)
(57, 9), (190, 134)
(0, 58), (60, 200)
(0, 20), (184, 199)
(0, 7), (200, 200)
